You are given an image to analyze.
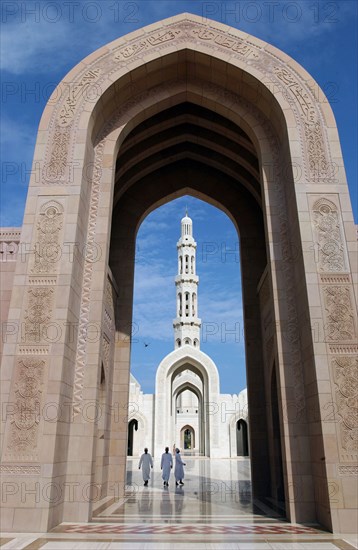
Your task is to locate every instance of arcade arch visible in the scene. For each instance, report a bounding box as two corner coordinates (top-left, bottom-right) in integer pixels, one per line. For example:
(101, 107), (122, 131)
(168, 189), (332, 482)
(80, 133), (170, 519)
(155, 348), (220, 459)
(173, 371), (204, 455)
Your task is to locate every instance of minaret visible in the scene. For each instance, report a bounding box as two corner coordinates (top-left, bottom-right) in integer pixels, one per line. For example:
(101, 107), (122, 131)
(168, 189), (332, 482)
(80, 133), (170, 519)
(173, 210), (201, 349)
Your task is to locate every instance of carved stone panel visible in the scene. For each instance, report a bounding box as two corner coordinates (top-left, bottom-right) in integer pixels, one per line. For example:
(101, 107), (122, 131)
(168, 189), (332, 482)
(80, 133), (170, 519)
(312, 198), (347, 273)
(332, 356), (358, 462)
(4, 358), (46, 461)
(23, 288), (54, 344)
(44, 127), (71, 183)
(32, 201), (63, 274)
(323, 286), (355, 342)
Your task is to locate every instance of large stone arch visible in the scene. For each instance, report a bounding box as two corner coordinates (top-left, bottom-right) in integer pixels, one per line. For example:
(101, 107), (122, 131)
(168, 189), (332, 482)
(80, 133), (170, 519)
(0, 13), (357, 535)
(154, 347), (220, 459)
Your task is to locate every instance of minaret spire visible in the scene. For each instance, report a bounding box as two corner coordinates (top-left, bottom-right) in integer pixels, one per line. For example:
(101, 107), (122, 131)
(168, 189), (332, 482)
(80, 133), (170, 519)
(173, 211), (201, 349)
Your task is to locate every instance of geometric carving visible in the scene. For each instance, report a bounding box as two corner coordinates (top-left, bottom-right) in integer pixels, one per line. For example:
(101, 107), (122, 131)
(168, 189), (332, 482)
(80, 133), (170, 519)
(28, 276), (57, 286)
(338, 465), (358, 476)
(19, 346), (49, 355)
(332, 356), (358, 460)
(329, 344), (358, 355)
(312, 198), (347, 272)
(72, 141), (105, 415)
(24, 287), (54, 343)
(5, 358), (45, 461)
(320, 274), (350, 284)
(103, 276), (116, 339)
(323, 287), (355, 342)
(0, 464), (41, 475)
(32, 201), (63, 274)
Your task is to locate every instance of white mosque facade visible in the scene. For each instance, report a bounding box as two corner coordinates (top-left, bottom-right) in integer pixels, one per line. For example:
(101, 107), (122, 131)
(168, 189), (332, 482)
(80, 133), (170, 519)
(127, 213), (248, 459)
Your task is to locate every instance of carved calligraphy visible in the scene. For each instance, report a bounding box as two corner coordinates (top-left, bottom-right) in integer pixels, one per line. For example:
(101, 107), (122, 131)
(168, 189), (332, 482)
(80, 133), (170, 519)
(191, 27), (259, 59)
(58, 68), (101, 126)
(275, 66), (315, 122)
(274, 66), (330, 181)
(114, 29), (181, 60)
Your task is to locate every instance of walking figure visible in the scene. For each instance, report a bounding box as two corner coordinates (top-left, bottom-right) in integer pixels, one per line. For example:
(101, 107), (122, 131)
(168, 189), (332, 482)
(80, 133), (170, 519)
(174, 448), (186, 486)
(161, 446), (173, 486)
(138, 448), (153, 486)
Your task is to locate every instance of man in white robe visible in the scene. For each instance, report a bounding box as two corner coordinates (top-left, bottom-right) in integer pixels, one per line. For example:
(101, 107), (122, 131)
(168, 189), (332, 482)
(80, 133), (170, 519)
(138, 448), (153, 486)
(160, 447), (173, 486)
(174, 448), (186, 485)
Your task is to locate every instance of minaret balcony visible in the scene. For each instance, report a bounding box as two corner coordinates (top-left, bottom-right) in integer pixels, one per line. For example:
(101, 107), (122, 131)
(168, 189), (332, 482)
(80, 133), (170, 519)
(175, 275), (199, 284)
(173, 317), (202, 327)
(177, 239), (196, 248)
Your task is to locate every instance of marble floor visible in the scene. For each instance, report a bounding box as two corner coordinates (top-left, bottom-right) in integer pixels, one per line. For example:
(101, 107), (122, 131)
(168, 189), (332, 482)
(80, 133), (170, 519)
(1, 458), (357, 549)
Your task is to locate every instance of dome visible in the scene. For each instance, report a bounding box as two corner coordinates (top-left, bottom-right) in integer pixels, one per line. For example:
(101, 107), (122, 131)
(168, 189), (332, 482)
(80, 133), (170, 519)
(181, 208), (192, 225)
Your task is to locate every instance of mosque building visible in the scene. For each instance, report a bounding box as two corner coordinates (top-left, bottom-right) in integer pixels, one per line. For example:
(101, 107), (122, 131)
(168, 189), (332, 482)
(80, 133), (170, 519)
(127, 212), (248, 458)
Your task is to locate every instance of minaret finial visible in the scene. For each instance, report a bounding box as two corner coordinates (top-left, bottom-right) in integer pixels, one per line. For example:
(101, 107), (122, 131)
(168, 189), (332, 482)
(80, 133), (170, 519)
(185, 205), (188, 217)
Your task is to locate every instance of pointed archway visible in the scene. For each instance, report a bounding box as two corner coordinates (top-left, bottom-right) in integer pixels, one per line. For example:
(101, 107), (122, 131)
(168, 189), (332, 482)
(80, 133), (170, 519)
(1, 13), (356, 535)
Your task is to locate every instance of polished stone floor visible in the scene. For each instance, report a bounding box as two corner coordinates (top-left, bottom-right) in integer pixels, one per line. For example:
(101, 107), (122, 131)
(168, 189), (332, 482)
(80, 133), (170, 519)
(1, 458), (357, 549)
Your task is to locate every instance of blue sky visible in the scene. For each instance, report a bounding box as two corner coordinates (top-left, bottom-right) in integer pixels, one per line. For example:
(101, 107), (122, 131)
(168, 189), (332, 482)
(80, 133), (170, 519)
(1, 1), (357, 392)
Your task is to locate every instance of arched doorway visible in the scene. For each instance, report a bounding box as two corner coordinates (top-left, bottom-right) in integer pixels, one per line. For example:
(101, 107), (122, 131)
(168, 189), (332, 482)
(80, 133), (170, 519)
(172, 368), (204, 456)
(1, 14), (356, 534)
(127, 419), (138, 457)
(236, 419), (249, 457)
(181, 425), (195, 451)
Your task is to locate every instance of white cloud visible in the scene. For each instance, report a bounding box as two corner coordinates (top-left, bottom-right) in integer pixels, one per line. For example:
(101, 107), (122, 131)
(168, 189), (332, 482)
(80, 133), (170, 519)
(1, 21), (72, 74)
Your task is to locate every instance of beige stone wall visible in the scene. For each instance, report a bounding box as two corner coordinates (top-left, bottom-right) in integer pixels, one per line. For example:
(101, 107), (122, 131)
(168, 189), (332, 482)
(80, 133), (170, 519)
(0, 229), (21, 357)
